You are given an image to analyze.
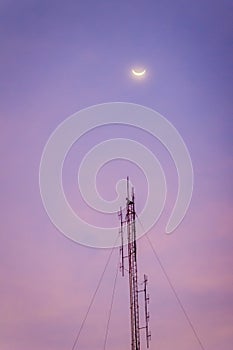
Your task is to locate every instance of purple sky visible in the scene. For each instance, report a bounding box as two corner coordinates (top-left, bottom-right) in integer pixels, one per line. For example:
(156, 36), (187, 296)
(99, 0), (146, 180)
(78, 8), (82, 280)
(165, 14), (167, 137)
(1, 1), (233, 349)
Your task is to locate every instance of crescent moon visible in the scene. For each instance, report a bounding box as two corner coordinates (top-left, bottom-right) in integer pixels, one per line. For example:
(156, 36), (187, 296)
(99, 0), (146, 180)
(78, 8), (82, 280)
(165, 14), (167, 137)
(131, 68), (146, 77)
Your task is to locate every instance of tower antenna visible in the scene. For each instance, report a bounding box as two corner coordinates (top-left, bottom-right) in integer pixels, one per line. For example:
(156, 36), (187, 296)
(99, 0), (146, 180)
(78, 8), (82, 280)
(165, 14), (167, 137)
(119, 177), (151, 349)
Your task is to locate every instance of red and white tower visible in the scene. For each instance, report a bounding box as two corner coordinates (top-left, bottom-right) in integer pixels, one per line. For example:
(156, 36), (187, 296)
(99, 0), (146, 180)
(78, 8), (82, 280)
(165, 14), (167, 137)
(119, 177), (151, 350)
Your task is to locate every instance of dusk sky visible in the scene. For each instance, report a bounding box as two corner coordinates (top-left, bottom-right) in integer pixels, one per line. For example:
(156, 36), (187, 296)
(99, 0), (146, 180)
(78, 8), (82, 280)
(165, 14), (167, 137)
(1, 1), (233, 349)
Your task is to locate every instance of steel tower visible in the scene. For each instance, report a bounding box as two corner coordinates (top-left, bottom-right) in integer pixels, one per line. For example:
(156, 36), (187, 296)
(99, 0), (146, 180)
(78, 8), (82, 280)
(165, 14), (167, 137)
(119, 177), (151, 350)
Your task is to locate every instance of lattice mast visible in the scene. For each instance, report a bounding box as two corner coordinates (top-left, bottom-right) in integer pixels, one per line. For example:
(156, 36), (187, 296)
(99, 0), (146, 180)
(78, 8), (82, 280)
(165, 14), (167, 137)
(119, 177), (151, 350)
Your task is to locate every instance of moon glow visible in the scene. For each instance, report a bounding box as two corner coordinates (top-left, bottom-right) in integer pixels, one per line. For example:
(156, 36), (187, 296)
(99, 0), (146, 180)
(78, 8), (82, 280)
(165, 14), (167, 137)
(131, 68), (146, 77)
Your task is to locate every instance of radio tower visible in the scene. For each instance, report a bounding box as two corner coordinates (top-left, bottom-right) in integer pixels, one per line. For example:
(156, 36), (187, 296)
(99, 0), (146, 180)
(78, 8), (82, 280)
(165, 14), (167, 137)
(119, 177), (151, 350)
